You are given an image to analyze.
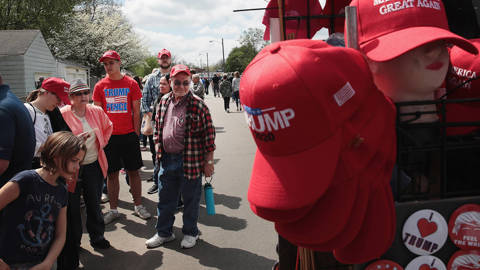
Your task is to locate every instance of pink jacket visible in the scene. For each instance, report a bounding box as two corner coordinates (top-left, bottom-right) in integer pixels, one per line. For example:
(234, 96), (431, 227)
(61, 104), (113, 178)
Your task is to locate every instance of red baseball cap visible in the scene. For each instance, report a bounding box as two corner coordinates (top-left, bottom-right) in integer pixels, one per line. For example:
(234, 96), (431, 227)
(334, 174), (396, 264)
(444, 40), (480, 135)
(99, 50), (121, 62)
(274, 89), (396, 245)
(351, 0), (478, 62)
(243, 40), (393, 211)
(289, 100), (397, 251)
(170, 64), (191, 77)
(41, 77), (71, 105)
(157, 48), (171, 59)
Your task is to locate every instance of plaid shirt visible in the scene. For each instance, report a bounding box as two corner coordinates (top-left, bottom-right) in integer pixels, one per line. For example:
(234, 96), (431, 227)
(154, 91), (216, 180)
(141, 69), (167, 113)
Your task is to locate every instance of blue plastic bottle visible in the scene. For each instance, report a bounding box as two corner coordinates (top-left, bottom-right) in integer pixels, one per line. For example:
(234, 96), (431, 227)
(204, 183), (215, 215)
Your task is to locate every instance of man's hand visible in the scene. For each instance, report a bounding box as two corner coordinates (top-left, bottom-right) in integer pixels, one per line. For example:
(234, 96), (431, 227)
(0, 259), (10, 270)
(204, 163), (214, 177)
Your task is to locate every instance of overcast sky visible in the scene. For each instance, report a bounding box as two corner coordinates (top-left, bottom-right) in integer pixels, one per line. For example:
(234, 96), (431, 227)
(121, 0), (269, 68)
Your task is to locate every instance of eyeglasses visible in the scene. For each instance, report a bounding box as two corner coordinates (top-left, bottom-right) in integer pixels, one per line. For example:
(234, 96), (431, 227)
(72, 91), (90, 96)
(173, 80), (190, 87)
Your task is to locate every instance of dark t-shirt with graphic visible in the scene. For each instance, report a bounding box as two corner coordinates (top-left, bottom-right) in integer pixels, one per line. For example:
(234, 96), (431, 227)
(0, 170), (67, 265)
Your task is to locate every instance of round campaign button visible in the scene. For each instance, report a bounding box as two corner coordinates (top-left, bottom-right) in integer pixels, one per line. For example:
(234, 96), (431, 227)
(447, 250), (480, 270)
(403, 209), (449, 255)
(448, 204), (480, 250)
(366, 260), (404, 270)
(405, 255), (446, 270)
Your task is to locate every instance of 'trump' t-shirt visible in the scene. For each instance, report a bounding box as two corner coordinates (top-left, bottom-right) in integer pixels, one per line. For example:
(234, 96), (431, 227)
(0, 170), (67, 265)
(93, 76), (142, 135)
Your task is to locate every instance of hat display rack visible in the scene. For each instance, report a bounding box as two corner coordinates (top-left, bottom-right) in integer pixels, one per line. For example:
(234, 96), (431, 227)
(236, 1), (480, 269)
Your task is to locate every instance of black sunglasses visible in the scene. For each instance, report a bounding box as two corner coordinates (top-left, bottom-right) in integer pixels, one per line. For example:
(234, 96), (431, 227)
(72, 91), (90, 96)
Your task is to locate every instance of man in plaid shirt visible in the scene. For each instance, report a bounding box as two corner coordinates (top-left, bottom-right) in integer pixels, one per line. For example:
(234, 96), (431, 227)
(146, 64), (215, 250)
(142, 48), (172, 194)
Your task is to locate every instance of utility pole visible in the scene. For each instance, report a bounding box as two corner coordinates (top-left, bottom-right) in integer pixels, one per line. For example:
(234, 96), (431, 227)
(207, 52), (210, 79)
(222, 38), (225, 72)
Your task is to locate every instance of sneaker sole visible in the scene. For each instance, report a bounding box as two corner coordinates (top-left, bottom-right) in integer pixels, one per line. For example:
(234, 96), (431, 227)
(146, 236), (175, 248)
(133, 212), (152, 220)
(181, 236), (199, 249)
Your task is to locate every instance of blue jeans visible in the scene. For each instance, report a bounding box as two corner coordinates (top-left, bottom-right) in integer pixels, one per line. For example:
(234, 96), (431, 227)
(156, 153), (202, 237)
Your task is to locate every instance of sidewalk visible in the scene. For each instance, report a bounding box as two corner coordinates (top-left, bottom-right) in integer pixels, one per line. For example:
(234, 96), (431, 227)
(79, 90), (278, 269)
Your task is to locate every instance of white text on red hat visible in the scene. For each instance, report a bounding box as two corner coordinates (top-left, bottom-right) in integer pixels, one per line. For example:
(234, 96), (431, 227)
(244, 106), (295, 133)
(375, 0), (441, 16)
(449, 66), (477, 90)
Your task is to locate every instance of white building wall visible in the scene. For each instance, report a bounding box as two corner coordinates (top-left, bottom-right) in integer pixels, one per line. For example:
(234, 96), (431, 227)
(23, 32), (56, 95)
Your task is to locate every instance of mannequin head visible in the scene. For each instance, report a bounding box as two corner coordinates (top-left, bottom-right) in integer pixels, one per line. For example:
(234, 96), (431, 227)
(367, 41), (449, 102)
(350, 0), (477, 122)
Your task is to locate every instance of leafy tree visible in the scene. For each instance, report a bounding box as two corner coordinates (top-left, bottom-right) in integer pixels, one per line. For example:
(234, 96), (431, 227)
(225, 44), (257, 73)
(0, 0), (82, 40)
(130, 56), (158, 78)
(238, 27), (270, 52)
(48, 9), (148, 77)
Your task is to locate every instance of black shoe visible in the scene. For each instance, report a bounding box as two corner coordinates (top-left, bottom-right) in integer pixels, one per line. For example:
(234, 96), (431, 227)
(146, 176), (154, 182)
(91, 238), (111, 249)
(147, 184), (158, 194)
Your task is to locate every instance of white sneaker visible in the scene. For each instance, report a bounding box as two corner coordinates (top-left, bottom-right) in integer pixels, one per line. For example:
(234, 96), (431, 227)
(181, 235), (199, 249)
(134, 205), (151, 220)
(101, 193), (109, 203)
(145, 233), (175, 248)
(103, 210), (120, 225)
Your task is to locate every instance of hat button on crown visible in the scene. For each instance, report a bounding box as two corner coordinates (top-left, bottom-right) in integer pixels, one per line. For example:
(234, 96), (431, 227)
(269, 43), (281, 54)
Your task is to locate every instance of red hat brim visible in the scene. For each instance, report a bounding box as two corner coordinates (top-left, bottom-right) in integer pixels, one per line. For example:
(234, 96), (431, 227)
(361, 26), (478, 62)
(99, 55), (120, 62)
(334, 175), (396, 264)
(277, 110), (396, 249)
(250, 203), (316, 223)
(248, 129), (342, 210)
(274, 158), (359, 244)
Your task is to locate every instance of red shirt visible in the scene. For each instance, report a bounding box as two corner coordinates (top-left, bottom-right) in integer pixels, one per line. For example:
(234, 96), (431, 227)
(93, 76), (142, 135)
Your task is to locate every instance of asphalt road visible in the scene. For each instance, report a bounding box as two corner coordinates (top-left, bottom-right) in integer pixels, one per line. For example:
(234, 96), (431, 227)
(79, 89), (278, 269)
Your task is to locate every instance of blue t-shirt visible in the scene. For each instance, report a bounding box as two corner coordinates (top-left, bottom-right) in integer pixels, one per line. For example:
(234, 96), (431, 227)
(0, 170), (67, 265)
(0, 84), (35, 186)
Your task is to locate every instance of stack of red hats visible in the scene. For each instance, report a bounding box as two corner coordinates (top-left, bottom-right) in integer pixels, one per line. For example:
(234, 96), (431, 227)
(445, 39), (480, 136)
(240, 39), (397, 264)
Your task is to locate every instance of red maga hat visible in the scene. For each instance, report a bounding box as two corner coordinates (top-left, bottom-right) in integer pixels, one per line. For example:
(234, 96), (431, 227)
(334, 173), (396, 264)
(157, 48), (171, 59)
(170, 64), (191, 77)
(99, 50), (121, 62)
(41, 77), (71, 105)
(284, 96), (397, 251)
(351, 0), (477, 62)
(242, 39), (394, 211)
(444, 39), (480, 135)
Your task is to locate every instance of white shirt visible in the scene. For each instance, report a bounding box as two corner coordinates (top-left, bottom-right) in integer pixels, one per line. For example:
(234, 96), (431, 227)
(24, 103), (53, 157)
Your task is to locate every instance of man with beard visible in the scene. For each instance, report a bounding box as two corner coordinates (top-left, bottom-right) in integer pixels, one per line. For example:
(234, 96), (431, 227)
(142, 49), (172, 194)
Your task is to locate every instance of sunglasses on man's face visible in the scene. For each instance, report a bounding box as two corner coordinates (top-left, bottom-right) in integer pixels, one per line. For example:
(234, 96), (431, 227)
(173, 80), (190, 87)
(72, 91), (90, 97)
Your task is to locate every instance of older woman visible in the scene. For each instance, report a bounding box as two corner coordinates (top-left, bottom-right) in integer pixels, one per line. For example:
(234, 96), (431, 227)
(60, 79), (113, 267)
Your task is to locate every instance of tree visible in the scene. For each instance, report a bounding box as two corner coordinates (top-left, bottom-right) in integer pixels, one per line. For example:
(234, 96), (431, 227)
(47, 9), (148, 77)
(225, 44), (257, 73)
(238, 28), (270, 52)
(0, 0), (82, 40)
(130, 56), (158, 78)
